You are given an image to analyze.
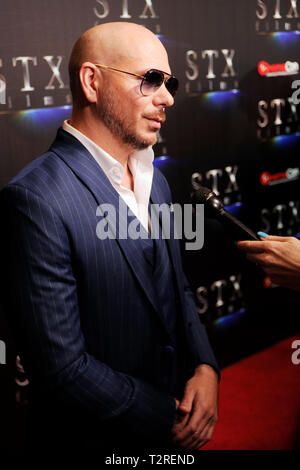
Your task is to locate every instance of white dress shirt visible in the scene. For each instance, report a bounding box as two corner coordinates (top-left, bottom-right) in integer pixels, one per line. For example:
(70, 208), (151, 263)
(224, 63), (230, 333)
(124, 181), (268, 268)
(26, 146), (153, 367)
(63, 120), (154, 231)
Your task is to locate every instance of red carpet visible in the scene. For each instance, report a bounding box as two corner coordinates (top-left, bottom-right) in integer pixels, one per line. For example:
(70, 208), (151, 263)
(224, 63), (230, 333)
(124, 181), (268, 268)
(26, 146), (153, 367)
(203, 336), (300, 450)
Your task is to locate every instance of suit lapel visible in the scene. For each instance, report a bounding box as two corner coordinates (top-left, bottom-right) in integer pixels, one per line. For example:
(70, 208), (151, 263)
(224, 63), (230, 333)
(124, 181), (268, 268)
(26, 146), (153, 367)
(150, 174), (187, 313)
(51, 129), (175, 340)
(150, 174), (183, 287)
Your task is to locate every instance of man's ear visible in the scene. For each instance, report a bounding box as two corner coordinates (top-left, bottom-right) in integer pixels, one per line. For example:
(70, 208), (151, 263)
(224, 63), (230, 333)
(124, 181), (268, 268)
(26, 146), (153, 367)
(78, 62), (100, 103)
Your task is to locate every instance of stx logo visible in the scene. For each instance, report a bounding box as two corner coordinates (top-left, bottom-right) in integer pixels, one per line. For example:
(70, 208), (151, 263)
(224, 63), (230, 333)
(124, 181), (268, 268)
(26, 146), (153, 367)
(257, 0), (299, 19)
(93, 0), (158, 20)
(185, 49), (239, 94)
(196, 274), (244, 322)
(192, 165), (241, 205)
(11, 56), (67, 91)
(260, 199), (300, 234)
(257, 97), (300, 140)
(256, 0), (300, 32)
(0, 55), (70, 110)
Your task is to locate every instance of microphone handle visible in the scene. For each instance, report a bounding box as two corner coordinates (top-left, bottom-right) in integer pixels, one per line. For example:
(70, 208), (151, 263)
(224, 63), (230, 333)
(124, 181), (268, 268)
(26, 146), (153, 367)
(219, 208), (259, 241)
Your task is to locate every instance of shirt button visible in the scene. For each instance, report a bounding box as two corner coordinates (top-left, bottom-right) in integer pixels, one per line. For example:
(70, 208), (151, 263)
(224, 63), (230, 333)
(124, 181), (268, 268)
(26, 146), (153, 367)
(113, 167), (120, 175)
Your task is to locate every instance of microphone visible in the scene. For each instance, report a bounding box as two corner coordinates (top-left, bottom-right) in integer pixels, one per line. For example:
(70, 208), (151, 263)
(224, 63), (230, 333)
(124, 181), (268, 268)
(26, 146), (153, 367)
(191, 184), (259, 241)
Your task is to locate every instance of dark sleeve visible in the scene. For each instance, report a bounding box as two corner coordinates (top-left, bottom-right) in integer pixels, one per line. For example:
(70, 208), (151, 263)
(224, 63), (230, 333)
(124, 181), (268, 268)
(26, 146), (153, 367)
(0, 184), (176, 441)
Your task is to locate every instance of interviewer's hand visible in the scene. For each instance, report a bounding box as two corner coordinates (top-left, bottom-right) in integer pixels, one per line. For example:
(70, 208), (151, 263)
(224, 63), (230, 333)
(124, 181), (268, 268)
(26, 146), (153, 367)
(172, 364), (218, 450)
(238, 235), (300, 291)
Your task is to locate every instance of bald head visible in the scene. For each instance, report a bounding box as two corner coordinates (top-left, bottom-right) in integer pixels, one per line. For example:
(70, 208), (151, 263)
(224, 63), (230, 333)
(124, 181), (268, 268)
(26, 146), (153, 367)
(69, 22), (169, 107)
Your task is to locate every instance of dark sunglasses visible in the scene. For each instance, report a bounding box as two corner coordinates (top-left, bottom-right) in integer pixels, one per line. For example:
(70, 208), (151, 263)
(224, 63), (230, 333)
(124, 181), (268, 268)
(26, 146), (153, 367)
(94, 64), (179, 97)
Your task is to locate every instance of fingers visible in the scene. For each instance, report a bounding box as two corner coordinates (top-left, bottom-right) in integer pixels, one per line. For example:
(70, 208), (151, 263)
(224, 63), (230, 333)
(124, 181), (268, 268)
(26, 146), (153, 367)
(246, 252), (266, 263)
(173, 395), (216, 448)
(172, 397), (189, 435)
(237, 240), (266, 253)
(238, 238), (289, 255)
(173, 367), (219, 450)
(178, 387), (193, 415)
(260, 235), (289, 242)
(171, 408), (189, 436)
(238, 235), (291, 253)
(255, 232), (289, 242)
(173, 414), (216, 450)
(191, 418), (216, 450)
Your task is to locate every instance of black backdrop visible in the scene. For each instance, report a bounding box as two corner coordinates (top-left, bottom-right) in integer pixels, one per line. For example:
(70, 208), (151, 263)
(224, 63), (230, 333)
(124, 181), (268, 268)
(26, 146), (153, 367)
(0, 0), (300, 449)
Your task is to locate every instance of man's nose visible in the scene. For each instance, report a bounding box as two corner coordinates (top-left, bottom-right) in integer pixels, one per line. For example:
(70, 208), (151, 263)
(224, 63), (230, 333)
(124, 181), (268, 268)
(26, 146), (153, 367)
(153, 83), (175, 108)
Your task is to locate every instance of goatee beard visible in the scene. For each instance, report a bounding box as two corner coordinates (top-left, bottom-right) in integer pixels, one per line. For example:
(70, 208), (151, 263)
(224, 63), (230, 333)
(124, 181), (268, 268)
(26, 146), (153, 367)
(98, 88), (155, 150)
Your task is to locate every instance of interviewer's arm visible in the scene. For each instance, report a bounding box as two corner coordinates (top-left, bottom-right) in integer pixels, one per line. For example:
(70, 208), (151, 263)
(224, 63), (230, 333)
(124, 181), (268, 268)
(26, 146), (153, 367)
(238, 235), (300, 291)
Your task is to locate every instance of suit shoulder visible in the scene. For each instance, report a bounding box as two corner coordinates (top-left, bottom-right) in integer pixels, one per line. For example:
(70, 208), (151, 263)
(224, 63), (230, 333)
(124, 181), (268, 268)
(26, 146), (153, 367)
(3, 140), (78, 206)
(5, 150), (60, 191)
(1, 150), (73, 220)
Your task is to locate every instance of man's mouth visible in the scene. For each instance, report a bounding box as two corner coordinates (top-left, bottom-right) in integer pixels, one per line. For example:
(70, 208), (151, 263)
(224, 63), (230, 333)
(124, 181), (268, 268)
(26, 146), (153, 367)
(145, 114), (166, 129)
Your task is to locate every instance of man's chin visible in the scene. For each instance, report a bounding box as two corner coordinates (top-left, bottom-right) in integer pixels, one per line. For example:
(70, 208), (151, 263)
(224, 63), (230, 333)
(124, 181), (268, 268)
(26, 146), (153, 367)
(121, 131), (157, 150)
(134, 133), (157, 149)
(143, 131), (158, 147)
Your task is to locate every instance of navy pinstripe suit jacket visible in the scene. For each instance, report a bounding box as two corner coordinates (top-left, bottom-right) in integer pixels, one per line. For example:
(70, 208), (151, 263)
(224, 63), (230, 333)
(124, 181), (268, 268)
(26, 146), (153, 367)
(1, 128), (218, 449)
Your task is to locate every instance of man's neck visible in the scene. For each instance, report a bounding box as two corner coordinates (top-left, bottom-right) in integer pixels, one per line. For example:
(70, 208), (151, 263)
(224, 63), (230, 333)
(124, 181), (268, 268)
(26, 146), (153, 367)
(122, 165), (134, 191)
(69, 113), (132, 169)
(69, 113), (134, 190)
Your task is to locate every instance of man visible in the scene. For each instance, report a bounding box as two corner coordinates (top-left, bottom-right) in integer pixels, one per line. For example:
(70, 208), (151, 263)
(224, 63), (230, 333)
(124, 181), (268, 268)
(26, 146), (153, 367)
(1, 23), (219, 452)
(238, 232), (300, 291)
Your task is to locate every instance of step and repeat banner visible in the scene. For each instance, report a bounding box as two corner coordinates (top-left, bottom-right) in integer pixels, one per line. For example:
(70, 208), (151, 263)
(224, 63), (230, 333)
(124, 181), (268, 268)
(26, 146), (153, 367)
(1, 0), (300, 448)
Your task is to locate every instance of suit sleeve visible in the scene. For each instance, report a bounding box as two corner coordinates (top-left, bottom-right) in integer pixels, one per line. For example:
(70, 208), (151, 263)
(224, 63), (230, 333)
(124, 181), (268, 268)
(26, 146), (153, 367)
(0, 184), (176, 441)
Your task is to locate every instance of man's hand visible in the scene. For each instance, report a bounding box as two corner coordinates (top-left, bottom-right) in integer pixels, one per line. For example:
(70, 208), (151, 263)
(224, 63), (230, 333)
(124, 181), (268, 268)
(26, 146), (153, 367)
(172, 364), (218, 450)
(171, 398), (190, 437)
(238, 235), (300, 291)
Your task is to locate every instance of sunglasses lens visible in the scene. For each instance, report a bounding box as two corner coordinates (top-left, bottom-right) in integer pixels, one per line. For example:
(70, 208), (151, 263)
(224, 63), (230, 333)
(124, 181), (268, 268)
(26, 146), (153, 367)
(165, 76), (179, 97)
(141, 70), (164, 95)
(141, 69), (179, 97)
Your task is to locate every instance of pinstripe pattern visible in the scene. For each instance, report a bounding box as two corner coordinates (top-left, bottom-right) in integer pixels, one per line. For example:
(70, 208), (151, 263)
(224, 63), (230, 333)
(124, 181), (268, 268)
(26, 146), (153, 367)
(0, 128), (218, 449)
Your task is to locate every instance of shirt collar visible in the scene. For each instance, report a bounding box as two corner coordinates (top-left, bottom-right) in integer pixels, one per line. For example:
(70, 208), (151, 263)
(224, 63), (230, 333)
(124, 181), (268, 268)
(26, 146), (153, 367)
(62, 120), (154, 187)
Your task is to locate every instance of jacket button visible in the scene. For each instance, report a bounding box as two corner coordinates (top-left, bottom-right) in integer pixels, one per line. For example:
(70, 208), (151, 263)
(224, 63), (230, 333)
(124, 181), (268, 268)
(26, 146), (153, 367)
(164, 345), (175, 354)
